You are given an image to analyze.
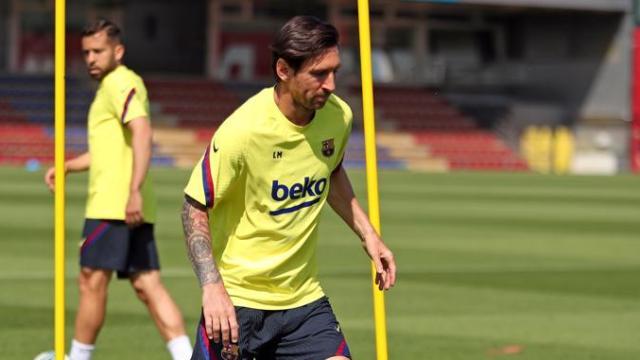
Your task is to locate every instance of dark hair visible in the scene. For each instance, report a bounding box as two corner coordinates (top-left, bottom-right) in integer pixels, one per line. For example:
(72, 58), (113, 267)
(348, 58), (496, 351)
(82, 18), (122, 43)
(270, 16), (339, 81)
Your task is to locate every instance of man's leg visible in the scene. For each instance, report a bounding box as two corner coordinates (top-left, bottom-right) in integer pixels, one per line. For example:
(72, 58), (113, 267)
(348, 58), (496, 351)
(130, 270), (192, 359)
(130, 270), (186, 339)
(74, 267), (112, 343)
(68, 267), (112, 360)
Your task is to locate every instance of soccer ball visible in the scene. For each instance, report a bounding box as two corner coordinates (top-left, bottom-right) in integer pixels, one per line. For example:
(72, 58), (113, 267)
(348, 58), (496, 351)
(33, 351), (70, 360)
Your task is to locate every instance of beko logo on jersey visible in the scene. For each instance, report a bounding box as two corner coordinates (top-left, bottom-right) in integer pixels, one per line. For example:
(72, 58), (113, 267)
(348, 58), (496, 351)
(271, 177), (327, 201)
(269, 177), (327, 216)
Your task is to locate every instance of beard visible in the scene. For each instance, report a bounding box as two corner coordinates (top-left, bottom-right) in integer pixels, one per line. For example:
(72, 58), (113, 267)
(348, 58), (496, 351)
(87, 61), (118, 80)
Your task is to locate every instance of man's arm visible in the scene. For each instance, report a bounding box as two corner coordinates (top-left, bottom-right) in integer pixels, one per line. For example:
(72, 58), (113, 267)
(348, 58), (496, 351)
(328, 166), (397, 290)
(181, 196), (238, 345)
(125, 117), (152, 226)
(44, 152), (91, 192)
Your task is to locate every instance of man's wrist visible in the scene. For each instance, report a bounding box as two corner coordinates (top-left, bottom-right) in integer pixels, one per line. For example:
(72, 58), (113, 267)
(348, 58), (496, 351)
(360, 226), (378, 242)
(202, 281), (225, 292)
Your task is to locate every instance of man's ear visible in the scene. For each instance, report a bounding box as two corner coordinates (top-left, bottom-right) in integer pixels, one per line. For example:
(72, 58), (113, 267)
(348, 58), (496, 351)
(114, 44), (125, 63)
(276, 58), (292, 82)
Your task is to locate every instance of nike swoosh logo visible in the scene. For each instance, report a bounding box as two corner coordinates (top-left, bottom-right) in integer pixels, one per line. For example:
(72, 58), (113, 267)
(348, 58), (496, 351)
(213, 141), (219, 153)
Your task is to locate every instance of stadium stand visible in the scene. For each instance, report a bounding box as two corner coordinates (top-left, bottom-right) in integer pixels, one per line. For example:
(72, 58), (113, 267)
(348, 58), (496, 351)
(371, 86), (476, 131)
(0, 74), (526, 171)
(0, 75), (59, 165)
(144, 78), (408, 170)
(413, 131), (528, 171)
(360, 85), (528, 171)
(0, 124), (57, 164)
(0, 74), (174, 166)
(145, 78), (241, 128)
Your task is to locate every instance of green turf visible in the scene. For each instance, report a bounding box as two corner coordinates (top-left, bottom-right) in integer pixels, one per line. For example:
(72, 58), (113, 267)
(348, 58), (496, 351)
(1, 166), (639, 359)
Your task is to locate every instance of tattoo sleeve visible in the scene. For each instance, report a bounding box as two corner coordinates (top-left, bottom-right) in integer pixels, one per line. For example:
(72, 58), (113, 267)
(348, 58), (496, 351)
(181, 196), (221, 286)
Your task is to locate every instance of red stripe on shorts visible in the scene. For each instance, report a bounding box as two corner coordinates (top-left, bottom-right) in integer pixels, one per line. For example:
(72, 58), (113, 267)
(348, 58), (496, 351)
(335, 339), (347, 356)
(81, 221), (109, 251)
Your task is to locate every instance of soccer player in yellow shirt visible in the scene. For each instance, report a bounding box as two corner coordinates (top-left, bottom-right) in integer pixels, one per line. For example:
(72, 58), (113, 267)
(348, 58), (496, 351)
(183, 16), (397, 359)
(44, 19), (191, 360)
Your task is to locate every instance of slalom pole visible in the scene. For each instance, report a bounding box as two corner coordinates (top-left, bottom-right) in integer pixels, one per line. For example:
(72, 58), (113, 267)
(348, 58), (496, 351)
(356, 1), (389, 359)
(54, 0), (66, 357)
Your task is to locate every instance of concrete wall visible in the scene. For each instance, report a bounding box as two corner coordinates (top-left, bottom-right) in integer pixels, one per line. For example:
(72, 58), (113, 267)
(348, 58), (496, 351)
(506, 12), (629, 123)
(0, 1), (7, 71)
(579, 14), (632, 121)
(428, 0), (631, 11)
(123, 0), (206, 74)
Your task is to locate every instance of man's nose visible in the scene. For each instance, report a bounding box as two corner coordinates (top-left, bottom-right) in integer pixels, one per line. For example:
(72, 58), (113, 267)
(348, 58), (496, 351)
(323, 72), (336, 93)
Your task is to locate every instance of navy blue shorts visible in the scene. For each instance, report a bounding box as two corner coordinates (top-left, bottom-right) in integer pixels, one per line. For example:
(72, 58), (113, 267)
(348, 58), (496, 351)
(80, 219), (160, 279)
(191, 297), (351, 360)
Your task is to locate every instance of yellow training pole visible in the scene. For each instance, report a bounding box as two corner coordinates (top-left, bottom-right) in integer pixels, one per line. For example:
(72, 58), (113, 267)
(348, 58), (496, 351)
(54, 0), (66, 357)
(356, 1), (388, 359)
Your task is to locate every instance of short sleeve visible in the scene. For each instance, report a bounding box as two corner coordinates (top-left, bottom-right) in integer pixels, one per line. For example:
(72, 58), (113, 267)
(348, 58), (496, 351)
(184, 124), (245, 209)
(332, 104), (353, 173)
(105, 79), (148, 124)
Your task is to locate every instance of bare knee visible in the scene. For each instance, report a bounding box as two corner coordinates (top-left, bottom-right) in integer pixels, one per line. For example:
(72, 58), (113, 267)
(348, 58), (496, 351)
(130, 270), (162, 304)
(78, 268), (111, 297)
(326, 357), (350, 360)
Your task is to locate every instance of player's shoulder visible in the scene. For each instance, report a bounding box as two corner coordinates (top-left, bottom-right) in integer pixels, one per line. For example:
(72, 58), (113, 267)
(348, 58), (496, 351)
(214, 93), (262, 143)
(209, 116), (251, 161)
(102, 65), (144, 92)
(327, 92), (351, 110)
(214, 87), (277, 152)
(323, 93), (353, 124)
(224, 87), (273, 128)
(216, 114), (248, 140)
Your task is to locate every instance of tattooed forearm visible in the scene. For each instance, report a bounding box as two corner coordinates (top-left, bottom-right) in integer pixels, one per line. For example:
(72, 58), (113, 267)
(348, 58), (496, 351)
(181, 197), (221, 286)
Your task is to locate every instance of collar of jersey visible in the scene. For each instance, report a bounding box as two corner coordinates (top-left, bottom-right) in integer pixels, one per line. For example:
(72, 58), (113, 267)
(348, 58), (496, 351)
(268, 87), (318, 134)
(98, 65), (126, 89)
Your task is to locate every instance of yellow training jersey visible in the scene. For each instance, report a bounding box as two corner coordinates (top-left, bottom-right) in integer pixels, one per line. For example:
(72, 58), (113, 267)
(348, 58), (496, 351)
(85, 65), (156, 222)
(184, 87), (352, 310)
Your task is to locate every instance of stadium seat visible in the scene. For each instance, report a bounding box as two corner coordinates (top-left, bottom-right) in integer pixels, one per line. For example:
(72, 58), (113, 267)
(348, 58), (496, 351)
(348, 85), (528, 172)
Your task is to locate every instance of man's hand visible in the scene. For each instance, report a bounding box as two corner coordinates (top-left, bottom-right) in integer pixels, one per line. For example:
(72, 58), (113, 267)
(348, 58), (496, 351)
(327, 165), (398, 291)
(43, 153), (90, 193)
(44, 166), (61, 192)
(125, 190), (144, 226)
(202, 282), (239, 345)
(182, 197), (237, 344)
(363, 234), (397, 291)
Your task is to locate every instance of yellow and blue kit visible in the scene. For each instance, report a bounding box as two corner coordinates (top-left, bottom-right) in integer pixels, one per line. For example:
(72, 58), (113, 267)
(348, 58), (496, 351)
(184, 87), (352, 310)
(85, 65), (156, 222)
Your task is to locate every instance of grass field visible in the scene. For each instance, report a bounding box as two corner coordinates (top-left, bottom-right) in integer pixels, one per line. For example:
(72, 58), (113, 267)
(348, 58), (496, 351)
(1, 166), (639, 359)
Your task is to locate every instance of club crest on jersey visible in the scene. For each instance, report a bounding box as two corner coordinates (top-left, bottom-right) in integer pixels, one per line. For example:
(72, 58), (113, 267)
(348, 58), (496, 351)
(321, 138), (335, 157)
